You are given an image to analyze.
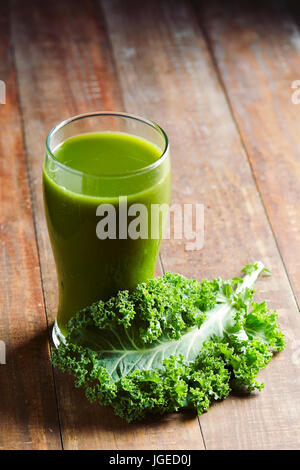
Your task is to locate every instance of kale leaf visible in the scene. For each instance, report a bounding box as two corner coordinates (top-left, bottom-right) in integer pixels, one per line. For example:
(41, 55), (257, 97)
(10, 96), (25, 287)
(52, 262), (285, 422)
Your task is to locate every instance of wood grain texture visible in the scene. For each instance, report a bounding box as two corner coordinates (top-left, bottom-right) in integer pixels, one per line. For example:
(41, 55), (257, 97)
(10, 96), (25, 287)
(0, 0), (61, 450)
(197, 0), (300, 307)
(11, 0), (124, 322)
(101, 0), (300, 449)
(11, 0), (204, 449)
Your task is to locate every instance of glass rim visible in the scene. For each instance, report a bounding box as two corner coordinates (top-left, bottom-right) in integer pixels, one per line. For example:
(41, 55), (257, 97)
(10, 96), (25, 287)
(45, 111), (169, 179)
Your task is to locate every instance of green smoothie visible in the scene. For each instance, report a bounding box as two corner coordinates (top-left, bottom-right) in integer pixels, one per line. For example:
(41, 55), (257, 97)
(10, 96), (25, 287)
(43, 131), (171, 334)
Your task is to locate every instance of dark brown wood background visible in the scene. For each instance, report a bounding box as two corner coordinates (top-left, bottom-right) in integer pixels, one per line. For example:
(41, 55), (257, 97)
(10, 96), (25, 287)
(0, 0), (300, 449)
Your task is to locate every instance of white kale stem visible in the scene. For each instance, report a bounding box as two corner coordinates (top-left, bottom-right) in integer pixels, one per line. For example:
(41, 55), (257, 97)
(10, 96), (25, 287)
(236, 261), (265, 294)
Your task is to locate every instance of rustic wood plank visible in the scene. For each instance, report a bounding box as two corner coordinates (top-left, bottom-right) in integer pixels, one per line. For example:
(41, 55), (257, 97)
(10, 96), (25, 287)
(197, 0), (300, 308)
(11, 0), (204, 449)
(0, 0), (61, 450)
(101, 0), (300, 449)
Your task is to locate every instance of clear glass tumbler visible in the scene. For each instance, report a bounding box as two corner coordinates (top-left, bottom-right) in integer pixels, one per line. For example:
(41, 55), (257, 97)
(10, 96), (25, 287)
(43, 112), (171, 346)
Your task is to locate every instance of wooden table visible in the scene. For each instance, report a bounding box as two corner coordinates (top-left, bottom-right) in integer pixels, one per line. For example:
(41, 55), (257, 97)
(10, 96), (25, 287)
(1, 0), (300, 450)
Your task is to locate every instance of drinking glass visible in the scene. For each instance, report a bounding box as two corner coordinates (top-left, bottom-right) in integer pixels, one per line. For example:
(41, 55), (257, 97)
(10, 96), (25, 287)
(43, 112), (171, 346)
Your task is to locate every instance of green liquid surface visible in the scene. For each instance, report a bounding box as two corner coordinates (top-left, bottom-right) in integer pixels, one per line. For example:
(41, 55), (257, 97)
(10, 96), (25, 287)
(43, 132), (171, 333)
(54, 132), (161, 176)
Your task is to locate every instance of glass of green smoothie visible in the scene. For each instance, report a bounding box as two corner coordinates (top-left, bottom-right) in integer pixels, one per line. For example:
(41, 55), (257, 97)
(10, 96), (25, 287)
(43, 112), (171, 346)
